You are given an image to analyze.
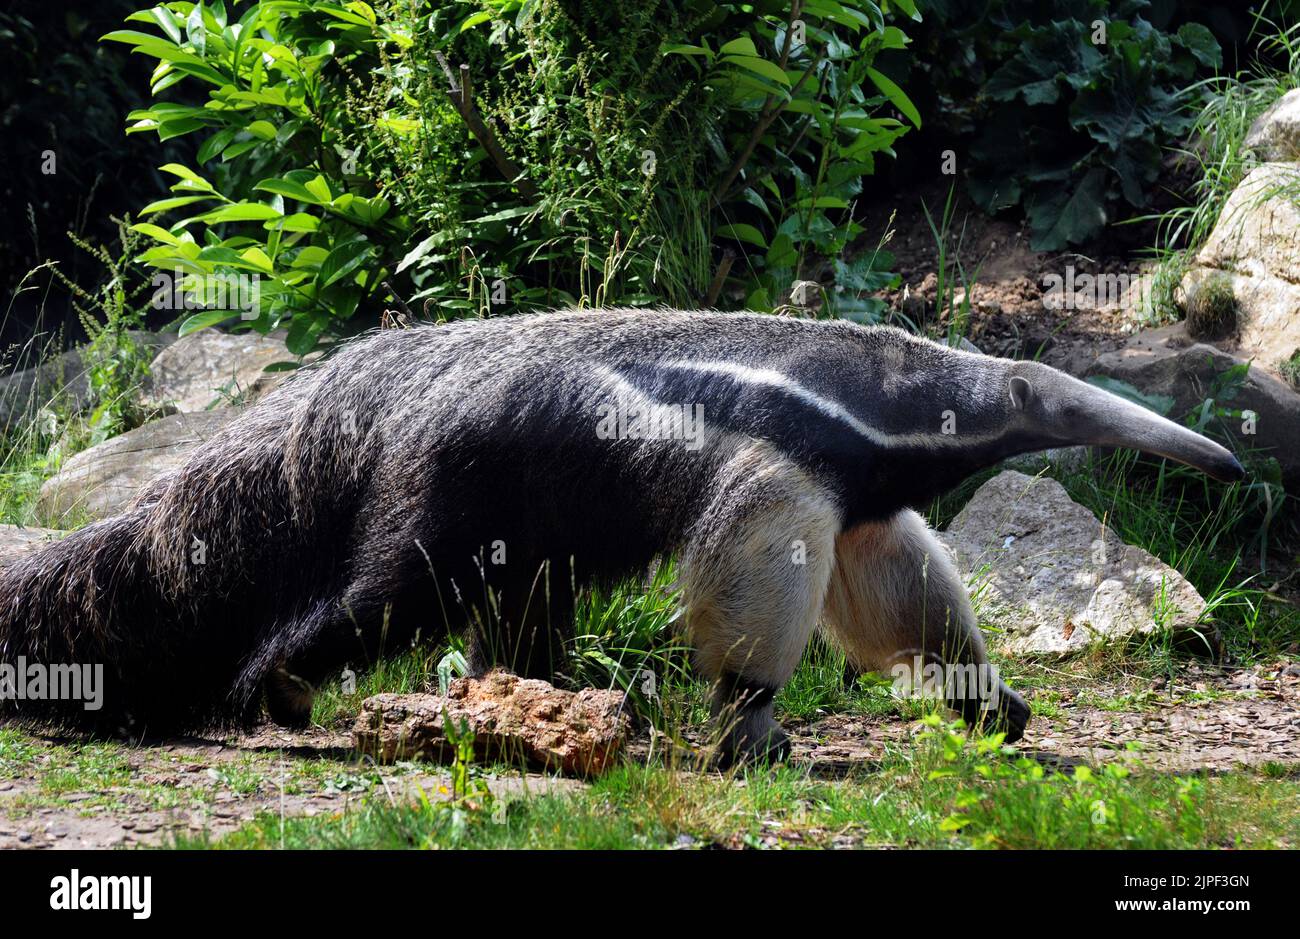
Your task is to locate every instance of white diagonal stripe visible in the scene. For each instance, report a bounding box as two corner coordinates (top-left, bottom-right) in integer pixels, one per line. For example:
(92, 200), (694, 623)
(662, 359), (999, 449)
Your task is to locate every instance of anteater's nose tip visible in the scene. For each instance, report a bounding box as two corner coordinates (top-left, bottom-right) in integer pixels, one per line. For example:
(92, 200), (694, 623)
(1222, 455), (1246, 483)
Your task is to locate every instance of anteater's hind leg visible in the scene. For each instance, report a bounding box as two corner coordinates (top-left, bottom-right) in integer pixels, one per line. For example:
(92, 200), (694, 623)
(258, 590), (405, 729)
(679, 444), (840, 766)
(257, 538), (442, 727)
(821, 510), (1030, 741)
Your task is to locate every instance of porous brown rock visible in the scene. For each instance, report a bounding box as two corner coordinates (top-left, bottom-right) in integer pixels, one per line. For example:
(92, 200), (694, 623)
(353, 671), (630, 777)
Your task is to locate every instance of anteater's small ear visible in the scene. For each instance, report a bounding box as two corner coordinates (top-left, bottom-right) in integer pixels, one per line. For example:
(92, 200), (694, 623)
(1009, 376), (1033, 411)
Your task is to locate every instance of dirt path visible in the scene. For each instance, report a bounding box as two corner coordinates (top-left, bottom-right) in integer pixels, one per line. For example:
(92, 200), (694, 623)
(794, 663), (1300, 774)
(3, 665), (1297, 849)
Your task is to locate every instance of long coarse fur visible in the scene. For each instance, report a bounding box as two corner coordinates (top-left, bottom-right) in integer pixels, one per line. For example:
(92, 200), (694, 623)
(0, 309), (1242, 736)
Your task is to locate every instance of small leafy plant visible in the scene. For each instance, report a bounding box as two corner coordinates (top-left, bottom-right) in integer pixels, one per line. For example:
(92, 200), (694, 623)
(47, 219), (156, 444)
(916, 715), (1207, 848)
(1280, 349), (1300, 391)
(1184, 272), (1238, 339)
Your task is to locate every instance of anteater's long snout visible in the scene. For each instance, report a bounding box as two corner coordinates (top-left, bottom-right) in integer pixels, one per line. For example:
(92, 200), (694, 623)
(1035, 367), (1247, 483)
(1117, 414), (1246, 482)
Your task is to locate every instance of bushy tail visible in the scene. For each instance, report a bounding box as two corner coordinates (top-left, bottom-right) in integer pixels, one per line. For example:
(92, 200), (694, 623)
(0, 367), (381, 735)
(0, 507), (235, 733)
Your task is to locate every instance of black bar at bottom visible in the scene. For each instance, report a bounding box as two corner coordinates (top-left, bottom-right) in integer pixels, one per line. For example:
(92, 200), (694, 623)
(0, 849), (1281, 925)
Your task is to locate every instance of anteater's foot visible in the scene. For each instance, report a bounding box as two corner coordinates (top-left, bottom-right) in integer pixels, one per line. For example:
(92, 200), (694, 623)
(957, 680), (1030, 744)
(710, 670), (791, 768)
(716, 721), (791, 769)
(264, 667), (315, 729)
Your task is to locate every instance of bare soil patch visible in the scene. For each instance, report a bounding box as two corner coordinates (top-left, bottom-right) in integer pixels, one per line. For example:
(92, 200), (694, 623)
(792, 662), (1300, 775)
(857, 177), (1163, 372)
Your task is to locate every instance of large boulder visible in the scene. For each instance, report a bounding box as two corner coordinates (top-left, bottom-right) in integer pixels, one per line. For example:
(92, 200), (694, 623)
(141, 330), (295, 414)
(0, 525), (65, 569)
(1243, 88), (1300, 162)
(354, 671), (630, 777)
(37, 409), (236, 523)
(1196, 158), (1300, 269)
(1179, 162), (1300, 377)
(939, 471), (1208, 657)
(1124, 150), (1300, 485)
(1086, 323), (1300, 487)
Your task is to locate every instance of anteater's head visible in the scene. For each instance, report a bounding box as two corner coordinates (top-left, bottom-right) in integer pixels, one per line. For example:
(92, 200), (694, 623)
(1002, 359), (1245, 483)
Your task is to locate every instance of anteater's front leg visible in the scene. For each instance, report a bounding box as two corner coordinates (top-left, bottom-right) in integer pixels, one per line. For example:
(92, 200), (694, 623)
(680, 445), (840, 766)
(822, 510), (1030, 742)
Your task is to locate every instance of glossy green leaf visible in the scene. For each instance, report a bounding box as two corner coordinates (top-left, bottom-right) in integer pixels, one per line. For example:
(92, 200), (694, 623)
(867, 67), (920, 128)
(178, 309), (238, 336)
(318, 241), (373, 287)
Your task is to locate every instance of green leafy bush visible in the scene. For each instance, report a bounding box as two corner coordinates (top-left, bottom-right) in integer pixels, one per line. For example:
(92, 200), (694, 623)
(107, 0), (923, 347)
(916, 0), (1221, 250)
(104, 1), (408, 354)
(384, 0), (918, 318)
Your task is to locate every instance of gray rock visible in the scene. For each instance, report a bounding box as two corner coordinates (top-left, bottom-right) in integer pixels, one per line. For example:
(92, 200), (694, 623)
(1178, 162), (1300, 379)
(939, 471), (1208, 656)
(38, 410), (236, 523)
(1202, 163), (1300, 276)
(1001, 445), (1090, 475)
(1087, 323), (1300, 486)
(142, 330), (295, 414)
(0, 525), (65, 569)
(0, 332), (174, 430)
(1243, 89), (1300, 162)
